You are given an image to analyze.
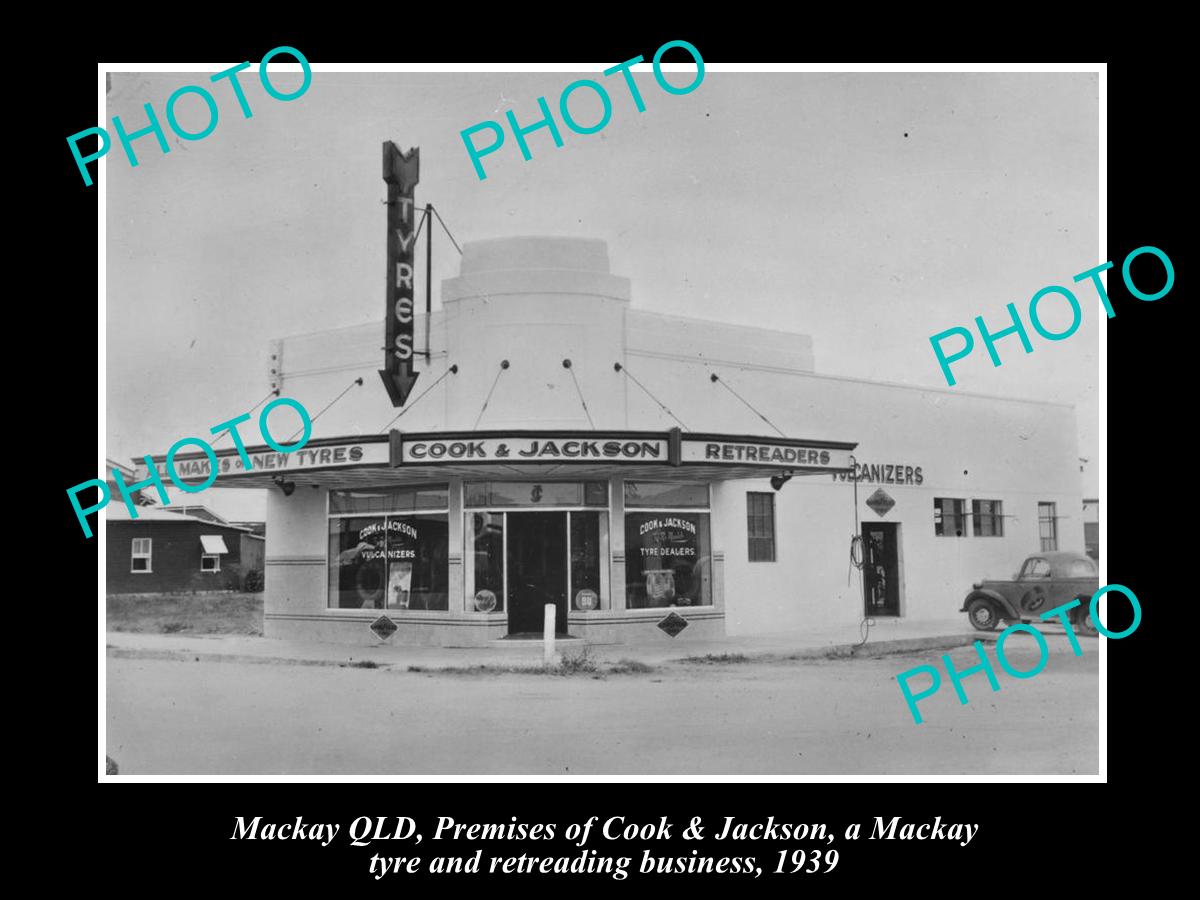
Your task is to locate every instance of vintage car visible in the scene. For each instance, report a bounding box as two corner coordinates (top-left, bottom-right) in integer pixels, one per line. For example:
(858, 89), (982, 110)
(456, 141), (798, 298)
(960, 550), (1099, 634)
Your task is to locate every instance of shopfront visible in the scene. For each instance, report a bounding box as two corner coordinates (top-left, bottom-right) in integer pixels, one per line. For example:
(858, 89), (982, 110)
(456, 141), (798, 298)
(146, 425), (857, 645)
(139, 233), (1085, 646)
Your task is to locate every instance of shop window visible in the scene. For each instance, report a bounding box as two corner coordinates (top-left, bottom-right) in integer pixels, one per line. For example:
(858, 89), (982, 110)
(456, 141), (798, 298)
(746, 492), (776, 562)
(625, 511), (712, 608)
(624, 481), (709, 508)
(464, 481), (607, 508)
(131, 538), (152, 573)
(972, 499), (1004, 537)
(570, 512), (606, 610)
(200, 553), (221, 573)
(466, 512), (505, 612)
(328, 492), (449, 610)
(1038, 502), (1058, 551)
(934, 498), (967, 537)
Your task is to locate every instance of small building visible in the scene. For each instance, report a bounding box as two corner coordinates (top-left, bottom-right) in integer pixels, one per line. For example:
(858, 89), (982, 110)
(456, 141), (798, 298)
(106, 505), (265, 594)
(139, 236), (1085, 645)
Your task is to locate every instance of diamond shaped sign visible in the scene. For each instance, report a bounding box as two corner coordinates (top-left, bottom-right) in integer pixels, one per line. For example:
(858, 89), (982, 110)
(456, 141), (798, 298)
(370, 616), (398, 641)
(865, 488), (895, 517)
(657, 612), (689, 638)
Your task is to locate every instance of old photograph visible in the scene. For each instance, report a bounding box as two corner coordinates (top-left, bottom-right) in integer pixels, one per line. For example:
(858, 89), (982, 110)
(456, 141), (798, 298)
(100, 62), (1100, 775)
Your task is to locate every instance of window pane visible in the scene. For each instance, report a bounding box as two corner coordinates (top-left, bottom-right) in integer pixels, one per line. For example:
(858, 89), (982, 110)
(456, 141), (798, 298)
(328, 514), (448, 610)
(973, 499), (1003, 537)
(624, 482), (709, 508)
(387, 514), (448, 611)
(1038, 502), (1058, 550)
(329, 516), (387, 609)
(329, 485), (448, 514)
(746, 492), (775, 561)
(467, 512), (504, 612)
(625, 512), (711, 607)
(570, 512), (604, 610)
(583, 481), (608, 507)
(464, 481), (606, 508)
(1065, 558), (1096, 577)
(935, 498), (966, 536)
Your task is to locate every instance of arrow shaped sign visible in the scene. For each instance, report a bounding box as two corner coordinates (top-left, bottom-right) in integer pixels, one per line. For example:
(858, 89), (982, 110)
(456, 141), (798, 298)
(378, 141), (420, 406)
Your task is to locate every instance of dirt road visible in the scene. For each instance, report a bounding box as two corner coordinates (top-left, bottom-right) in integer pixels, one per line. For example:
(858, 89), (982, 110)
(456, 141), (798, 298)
(105, 635), (1098, 775)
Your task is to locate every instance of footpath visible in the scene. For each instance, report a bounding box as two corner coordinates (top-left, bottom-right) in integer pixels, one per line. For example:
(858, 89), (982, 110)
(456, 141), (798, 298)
(106, 617), (993, 672)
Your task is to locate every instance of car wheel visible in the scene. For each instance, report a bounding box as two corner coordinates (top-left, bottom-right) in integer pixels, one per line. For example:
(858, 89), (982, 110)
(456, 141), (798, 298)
(966, 598), (999, 632)
(1076, 603), (1099, 636)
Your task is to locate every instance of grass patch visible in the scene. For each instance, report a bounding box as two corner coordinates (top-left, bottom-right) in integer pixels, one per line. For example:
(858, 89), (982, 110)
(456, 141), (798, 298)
(607, 658), (655, 674)
(406, 652), (608, 677)
(554, 651), (599, 675)
(680, 652), (752, 665)
(107, 592), (263, 636)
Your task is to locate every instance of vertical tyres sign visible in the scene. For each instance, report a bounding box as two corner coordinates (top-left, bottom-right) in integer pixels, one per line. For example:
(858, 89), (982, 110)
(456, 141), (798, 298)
(379, 142), (420, 406)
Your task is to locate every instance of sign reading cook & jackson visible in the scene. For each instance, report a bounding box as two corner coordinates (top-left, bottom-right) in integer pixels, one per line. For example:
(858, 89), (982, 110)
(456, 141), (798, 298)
(390, 430), (856, 470)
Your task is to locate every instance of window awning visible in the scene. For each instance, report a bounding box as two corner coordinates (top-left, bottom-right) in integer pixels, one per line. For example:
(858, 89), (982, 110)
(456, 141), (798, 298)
(200, 535), (229, 554)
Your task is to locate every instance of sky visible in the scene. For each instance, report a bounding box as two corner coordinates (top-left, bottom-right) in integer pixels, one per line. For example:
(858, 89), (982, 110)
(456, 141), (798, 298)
(105, 68), (1100, 521)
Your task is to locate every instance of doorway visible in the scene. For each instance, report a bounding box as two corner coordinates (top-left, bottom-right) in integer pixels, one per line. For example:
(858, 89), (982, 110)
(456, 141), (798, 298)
(506, 511), (568, 635)
(862, 522), (901, 617)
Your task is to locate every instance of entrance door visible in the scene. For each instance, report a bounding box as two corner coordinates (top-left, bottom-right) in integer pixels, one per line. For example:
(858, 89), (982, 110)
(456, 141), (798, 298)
(506, 511), (568, 635)
(862, 522), (901, 616)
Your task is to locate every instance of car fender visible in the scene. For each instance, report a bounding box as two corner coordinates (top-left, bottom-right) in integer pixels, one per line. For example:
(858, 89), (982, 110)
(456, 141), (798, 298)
(962, 589), (1019, 620)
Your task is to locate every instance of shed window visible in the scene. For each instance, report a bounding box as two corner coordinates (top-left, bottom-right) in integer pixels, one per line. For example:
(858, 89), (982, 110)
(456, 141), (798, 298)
(131, 538), (152, 573)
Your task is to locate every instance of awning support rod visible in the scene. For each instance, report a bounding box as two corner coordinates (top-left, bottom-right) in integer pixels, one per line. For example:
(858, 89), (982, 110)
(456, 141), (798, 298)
(613, 362), (689, 431)
(379, 364), (459, 433)
(709, 372), (787, 438)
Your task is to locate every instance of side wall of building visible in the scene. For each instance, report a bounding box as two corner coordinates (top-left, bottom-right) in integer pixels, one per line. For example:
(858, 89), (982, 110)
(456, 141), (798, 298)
(106, 521), (248, 594)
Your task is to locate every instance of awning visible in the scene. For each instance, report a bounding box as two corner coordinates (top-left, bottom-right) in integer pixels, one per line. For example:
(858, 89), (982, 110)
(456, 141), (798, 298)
(200, 535), (229, 554)
(140, 429), (859, 490)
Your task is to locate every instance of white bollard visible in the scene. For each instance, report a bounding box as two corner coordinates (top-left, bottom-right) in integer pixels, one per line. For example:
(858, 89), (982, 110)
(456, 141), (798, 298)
(543, 603), (556, 665)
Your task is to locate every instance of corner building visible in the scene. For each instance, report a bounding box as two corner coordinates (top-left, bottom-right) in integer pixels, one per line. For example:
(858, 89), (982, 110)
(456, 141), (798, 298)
(148, 236), (1084, 646)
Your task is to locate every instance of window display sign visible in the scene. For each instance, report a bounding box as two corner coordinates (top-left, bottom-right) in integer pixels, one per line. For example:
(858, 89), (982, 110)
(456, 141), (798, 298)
(328, 513), (448, 611)
(624, 512), (711, 608)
